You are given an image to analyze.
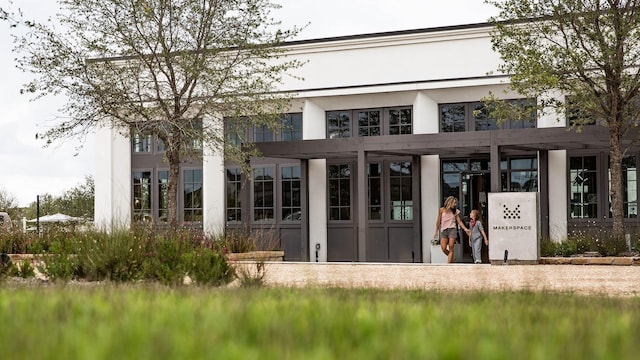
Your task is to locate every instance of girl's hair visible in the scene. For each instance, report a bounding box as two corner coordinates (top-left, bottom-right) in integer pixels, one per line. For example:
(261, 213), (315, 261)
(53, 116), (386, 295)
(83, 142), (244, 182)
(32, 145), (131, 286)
(443, 196), (457, 212)
(470, 209), (482, 220)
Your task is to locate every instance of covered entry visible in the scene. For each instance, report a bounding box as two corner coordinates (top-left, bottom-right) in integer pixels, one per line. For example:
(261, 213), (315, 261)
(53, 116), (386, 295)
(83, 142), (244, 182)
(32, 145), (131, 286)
(255, 126), (610, 263)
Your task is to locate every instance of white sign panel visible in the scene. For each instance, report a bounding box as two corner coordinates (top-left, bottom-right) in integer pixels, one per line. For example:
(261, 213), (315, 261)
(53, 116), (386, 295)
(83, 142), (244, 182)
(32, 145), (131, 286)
(488, 192), (539, 263)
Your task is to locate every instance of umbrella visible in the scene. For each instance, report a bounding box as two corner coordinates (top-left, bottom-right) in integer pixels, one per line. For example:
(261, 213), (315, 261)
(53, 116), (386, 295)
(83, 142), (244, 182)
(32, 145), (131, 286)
(27, 213), (84, 223)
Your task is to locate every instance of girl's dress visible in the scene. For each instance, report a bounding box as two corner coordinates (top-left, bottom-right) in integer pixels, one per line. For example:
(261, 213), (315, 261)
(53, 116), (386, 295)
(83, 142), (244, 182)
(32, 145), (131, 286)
(469, 219), (485, 263)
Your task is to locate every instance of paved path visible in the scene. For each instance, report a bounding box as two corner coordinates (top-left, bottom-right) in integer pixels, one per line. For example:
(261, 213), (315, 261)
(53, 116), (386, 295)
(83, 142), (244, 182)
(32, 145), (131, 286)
(258, 262), (640, 297)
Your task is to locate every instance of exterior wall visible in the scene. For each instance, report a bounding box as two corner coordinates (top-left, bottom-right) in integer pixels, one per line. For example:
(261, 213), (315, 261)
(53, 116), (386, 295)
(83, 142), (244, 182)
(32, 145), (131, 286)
(548, 150), (568, 242)
(279, 26), (503, 93)
(421, 155), (441, 263)
(203, 116), (226, 235)
(94, 126), (131, 231)
(308, 159), (327, 262)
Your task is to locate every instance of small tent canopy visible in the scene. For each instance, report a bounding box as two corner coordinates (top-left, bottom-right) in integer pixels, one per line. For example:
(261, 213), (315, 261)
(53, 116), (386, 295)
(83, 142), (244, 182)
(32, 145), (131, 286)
(27, 213), (84, 223)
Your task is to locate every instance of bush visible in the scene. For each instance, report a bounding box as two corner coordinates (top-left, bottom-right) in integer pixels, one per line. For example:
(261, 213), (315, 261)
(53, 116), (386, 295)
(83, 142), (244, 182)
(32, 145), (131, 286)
(183, 246), (235, 286)
(142, 236), (191, 286)
(540, 237), (559, 257)
(38, 240), (79, 281)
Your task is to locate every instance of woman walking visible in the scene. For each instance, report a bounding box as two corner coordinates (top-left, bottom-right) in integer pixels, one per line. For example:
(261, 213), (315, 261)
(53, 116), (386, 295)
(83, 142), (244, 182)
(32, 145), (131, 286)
(434, 196), (470, 263)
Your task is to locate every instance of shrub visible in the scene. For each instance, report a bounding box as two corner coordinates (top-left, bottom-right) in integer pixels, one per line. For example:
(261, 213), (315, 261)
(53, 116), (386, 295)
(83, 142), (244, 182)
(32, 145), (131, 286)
(594, 234), (628, 256)
(142, 236), (191, 286)
(540, 236), (559, 257)
(236, 261), (267, 288)
(38, 240), (79, 282)
(183, 247), (235, 286)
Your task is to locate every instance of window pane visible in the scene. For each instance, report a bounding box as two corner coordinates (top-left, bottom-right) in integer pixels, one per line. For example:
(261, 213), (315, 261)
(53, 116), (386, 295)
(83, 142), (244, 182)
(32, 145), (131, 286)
(281, 113), (303, 141)
(368, 163), (382, 220)
(328, 164), (351, 221)
(570, 156), (597, 219)
(440, 105), (465, 132)
(327, 111), (351, 139)
(132, 171), (151, 222)
(183, 169), (203, 222)
(254, 167), (275, 221)
(282, 166), (301, 221)
(389, 109), (413, 135)
(389, 162), (412, 221)
(473, 103), (499, 131)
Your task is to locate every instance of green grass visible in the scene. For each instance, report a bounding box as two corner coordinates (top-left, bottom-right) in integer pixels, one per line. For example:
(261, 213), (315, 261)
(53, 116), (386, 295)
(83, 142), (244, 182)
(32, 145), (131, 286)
(0, 285), (638, 359)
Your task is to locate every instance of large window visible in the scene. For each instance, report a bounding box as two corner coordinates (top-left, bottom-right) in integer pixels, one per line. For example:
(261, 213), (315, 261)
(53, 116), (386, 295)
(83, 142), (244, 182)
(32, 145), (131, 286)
(328, 164), (351, 221)
(327, 107), (412, 138)
(183, 169), (203, 222)
(440, 99), (536, 132)
(609, 156), (638, 218)
(226, 168), (242, 222)
(132, 132), (152, 153)
(253, 167), (275, 221)
(327, 111), (351, 139)
(281, 166), (301, 221)
(570, 156), (598, 219)
(389, 108), (413, 135)
(501, 157), (538, 192)
(253, 124), (275, 142)
(357, 110), (381, 137)
(389, 162), (413, 221)
(132, 171), (151, 221)
(281, 113), (303, 141)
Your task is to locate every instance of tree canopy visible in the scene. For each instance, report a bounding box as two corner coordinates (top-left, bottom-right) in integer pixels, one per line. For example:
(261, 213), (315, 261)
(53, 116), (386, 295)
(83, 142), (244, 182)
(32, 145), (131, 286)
(487, 0), (640, 237)
(14, 0), (303, 226)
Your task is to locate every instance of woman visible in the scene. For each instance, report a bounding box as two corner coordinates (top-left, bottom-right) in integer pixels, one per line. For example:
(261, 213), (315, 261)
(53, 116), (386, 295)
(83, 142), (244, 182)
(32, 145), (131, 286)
(434, 196), (470, 263)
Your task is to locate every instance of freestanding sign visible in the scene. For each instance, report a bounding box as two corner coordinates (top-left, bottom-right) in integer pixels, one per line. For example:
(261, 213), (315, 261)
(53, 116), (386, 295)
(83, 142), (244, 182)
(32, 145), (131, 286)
(488, 192), (539, 264)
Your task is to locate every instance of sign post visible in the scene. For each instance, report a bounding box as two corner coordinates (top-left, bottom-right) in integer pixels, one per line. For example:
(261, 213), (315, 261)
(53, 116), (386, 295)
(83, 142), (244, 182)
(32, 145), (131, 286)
(488, 192), (539, 265)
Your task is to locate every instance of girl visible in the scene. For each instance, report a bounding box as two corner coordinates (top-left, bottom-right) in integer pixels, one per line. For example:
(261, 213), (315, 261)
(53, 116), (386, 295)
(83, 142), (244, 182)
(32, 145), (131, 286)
(434, 196), (470, 263)
(469, 209), (489, 264)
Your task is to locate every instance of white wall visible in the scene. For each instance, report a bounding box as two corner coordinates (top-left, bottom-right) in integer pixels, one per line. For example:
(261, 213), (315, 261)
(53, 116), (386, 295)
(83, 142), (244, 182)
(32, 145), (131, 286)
(420, 155), (441, 263)
(94, 126), (131, 231)
(203, 115), (226, 235)
(548, 150), (568, 241)
(308, 159), (327, 262)
(280, 27), (502, 93)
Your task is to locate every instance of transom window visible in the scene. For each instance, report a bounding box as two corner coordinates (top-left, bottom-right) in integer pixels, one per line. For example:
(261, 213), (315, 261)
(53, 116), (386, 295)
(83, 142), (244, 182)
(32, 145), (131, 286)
(327, 107), (412, 139)
(440, 99), (536, 132)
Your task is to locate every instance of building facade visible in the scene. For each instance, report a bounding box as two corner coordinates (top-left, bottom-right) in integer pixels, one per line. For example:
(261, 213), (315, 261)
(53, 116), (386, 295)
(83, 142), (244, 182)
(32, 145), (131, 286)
(95, 22), (635, 263)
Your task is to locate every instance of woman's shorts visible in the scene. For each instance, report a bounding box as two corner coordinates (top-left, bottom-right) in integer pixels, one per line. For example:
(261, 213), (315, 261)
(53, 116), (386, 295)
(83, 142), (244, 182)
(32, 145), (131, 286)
(440, 227), (458, 239)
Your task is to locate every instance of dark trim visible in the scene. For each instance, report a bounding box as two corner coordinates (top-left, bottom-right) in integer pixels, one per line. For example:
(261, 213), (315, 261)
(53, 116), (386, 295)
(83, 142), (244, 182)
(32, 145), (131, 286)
(255, 126), (613, 161)
(539, 150), (550, 239)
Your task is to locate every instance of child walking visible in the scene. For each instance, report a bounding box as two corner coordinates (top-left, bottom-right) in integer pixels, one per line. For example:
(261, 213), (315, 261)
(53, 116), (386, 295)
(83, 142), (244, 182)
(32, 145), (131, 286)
(469, 209), (488, 264)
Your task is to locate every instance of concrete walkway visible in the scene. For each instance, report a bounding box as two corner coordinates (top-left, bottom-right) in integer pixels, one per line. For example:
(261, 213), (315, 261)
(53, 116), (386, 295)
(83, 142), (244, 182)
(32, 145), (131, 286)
(259, 262), (640, 297)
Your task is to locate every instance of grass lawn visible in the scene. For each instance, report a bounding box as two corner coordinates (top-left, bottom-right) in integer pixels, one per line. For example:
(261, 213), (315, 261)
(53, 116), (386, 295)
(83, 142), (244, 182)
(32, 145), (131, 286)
(0, 284), (638, 359)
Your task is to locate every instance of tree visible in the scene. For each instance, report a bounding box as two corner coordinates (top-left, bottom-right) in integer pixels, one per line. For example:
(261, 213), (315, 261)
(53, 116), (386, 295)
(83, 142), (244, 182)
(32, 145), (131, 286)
(486, 0), (640, 238)
(14, 0), (302, 227)
(23, 176), (95, 220)
(0, 186), (18, 211)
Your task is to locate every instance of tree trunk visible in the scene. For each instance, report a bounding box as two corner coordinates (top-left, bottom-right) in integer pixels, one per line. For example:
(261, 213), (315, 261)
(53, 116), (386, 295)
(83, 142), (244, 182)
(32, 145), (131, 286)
(609, 127), (625, 239)
(166, 143), (181, 229)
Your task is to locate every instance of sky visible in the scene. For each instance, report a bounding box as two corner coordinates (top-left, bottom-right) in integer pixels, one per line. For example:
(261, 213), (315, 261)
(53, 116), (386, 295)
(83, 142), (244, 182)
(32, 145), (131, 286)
(0, 0), (498, 207)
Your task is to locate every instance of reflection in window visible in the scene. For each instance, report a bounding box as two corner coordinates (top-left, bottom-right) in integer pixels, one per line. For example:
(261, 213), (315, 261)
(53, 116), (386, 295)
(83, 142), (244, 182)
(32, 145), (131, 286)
(132, 132), (152, 153)
(473, 103), (499, 131)
(389, 162), (412, 220)
(501, 158), (538, 192)
(133, 171), (151, 222)
(253, 167), (275, 221)
(389, 109), (412, 135)
(327, 111), (351, 139)
(226, 168), (242, 222)
(158, 171), (169, 222)
(358, 110), (381, 137)
(328, 164), (351, 221)
(281, 113), (302, 141)
(440, 104), (466, 132)
(570, 156), (597, 218)
(183, 169), (203, 222)
(368, 163), (382, 220)
(609, 156), (637, 218)
(253, 124), (274, 142)
(282, 166), (301, 221)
